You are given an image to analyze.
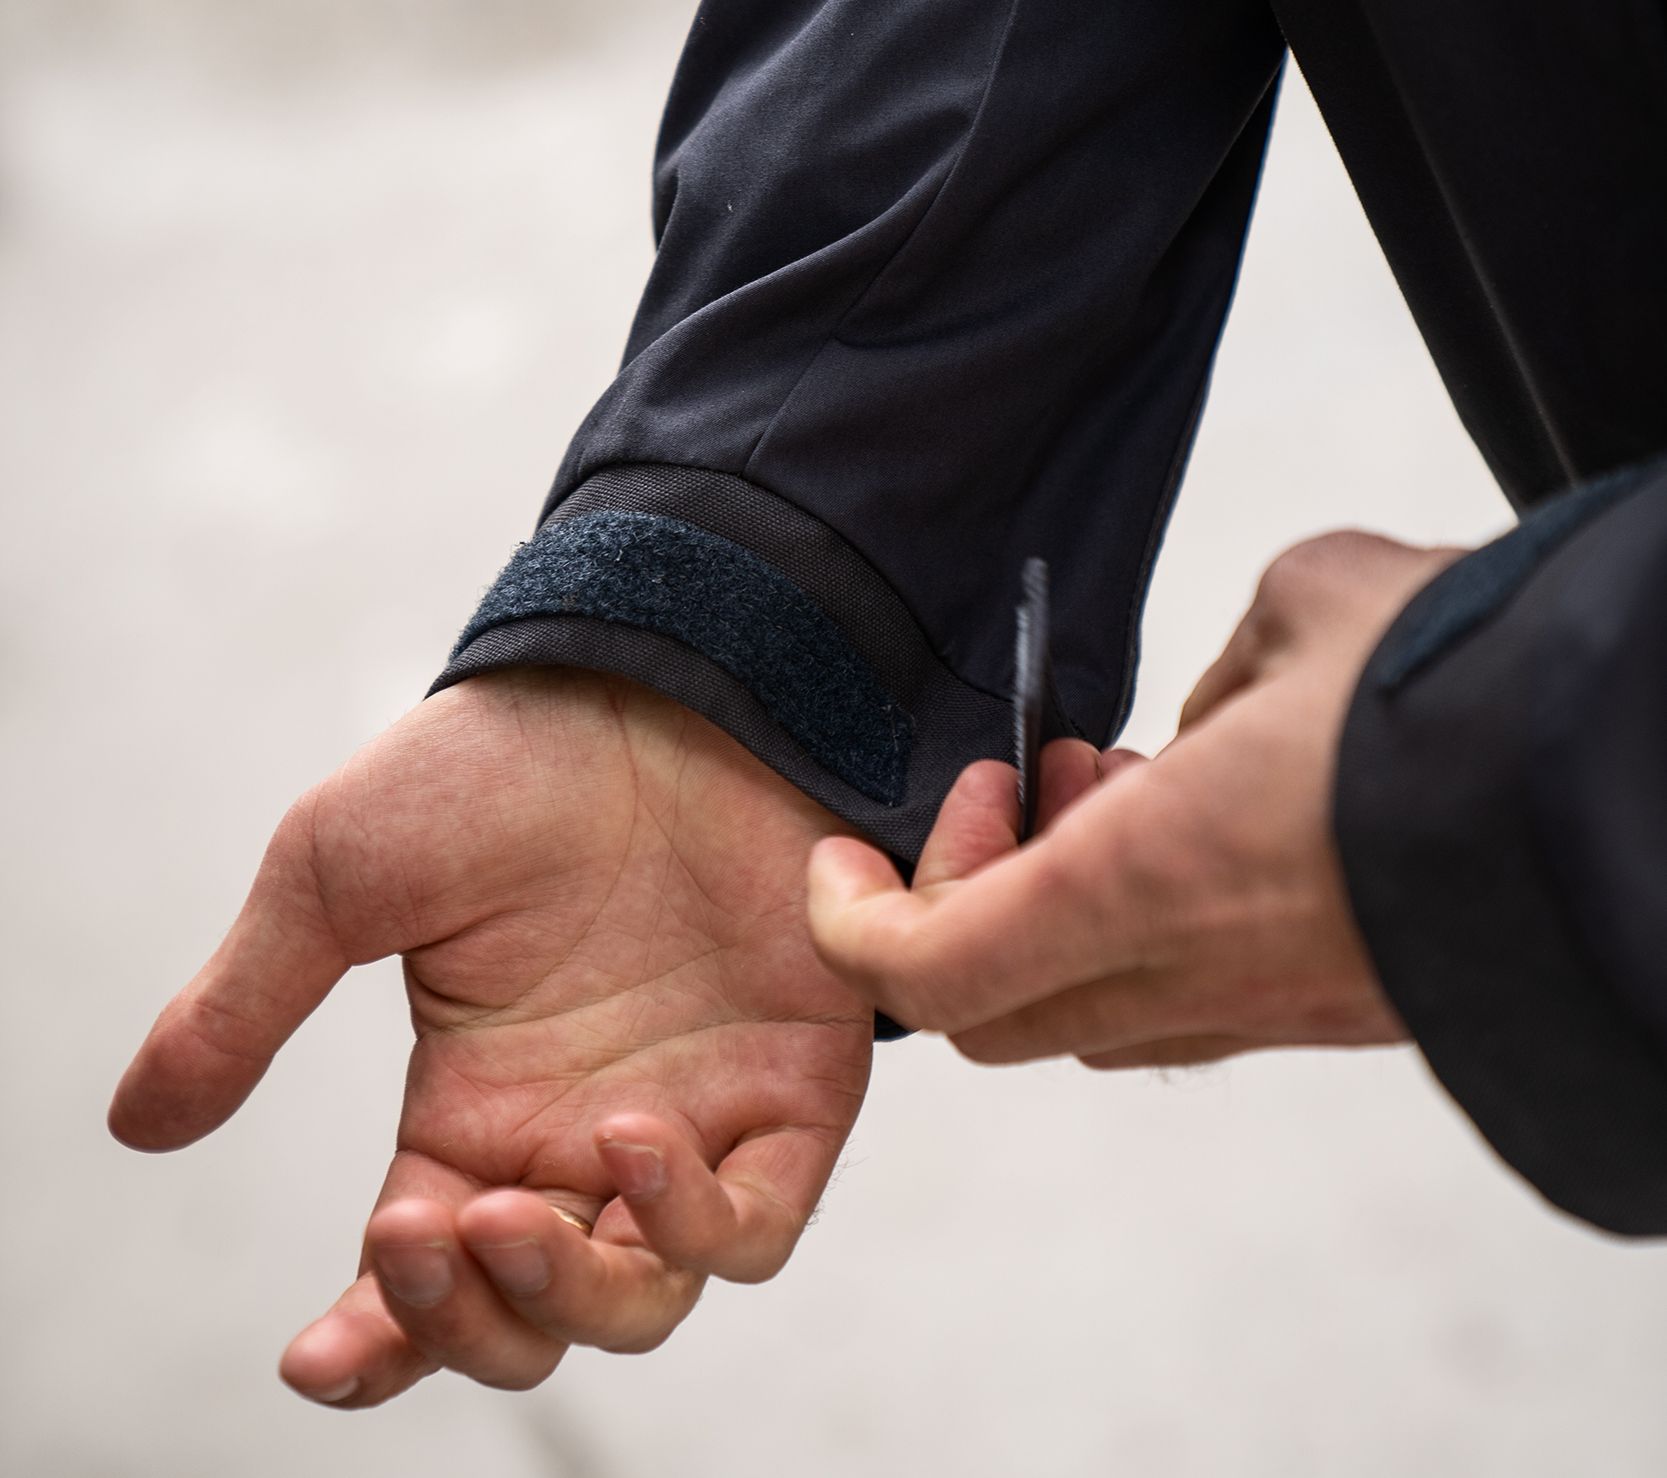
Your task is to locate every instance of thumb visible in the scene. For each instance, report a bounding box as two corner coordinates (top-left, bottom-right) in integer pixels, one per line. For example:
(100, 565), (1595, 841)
(805, 833), (925, 980)
(913, 740), (1109, 891)
(108, 792), (352, 1151)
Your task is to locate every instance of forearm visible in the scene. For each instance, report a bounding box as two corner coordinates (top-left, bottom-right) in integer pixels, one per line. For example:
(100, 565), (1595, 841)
(436, 0), (1285, 858)
(1335, 453), (1667, 1234)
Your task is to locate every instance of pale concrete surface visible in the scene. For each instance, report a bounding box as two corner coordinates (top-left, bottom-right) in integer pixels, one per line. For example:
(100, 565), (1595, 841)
(2, 6), (1664, 1476)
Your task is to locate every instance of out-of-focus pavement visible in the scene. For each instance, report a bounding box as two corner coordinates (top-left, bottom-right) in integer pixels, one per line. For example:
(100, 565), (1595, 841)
(2, 5), (1664, 1475)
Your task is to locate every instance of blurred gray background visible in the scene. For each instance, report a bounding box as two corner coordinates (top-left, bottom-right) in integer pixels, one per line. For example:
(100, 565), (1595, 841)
(3, 3), (1664, 1475)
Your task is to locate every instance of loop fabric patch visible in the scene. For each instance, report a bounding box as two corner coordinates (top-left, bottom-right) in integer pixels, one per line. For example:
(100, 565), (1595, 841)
(453, 509), (913, 805)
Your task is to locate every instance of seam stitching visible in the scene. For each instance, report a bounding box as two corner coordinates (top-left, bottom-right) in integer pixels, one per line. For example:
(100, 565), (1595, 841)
(558, 459), (1020, 712)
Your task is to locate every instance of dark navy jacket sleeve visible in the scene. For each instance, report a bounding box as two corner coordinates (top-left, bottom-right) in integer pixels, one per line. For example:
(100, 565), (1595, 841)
(432, 0), (1286, 861)
(1335, 456), (1667, 1236)
(432, 3), (1667, 1099)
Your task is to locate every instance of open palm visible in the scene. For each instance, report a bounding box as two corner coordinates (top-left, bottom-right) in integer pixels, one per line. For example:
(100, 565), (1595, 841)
(110, 668), (874, 1405)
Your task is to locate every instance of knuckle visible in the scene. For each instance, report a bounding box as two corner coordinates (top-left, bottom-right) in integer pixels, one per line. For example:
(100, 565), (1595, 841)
(478, 1362), (557, 1393)
(272, 782), (331, 873)
(661, 1234), (729, 1280)
(950, 1026), (1016, 1066)
(1256, 540), (1324, 608)
(591, 1302), (693, 1356)
(264, 783), (351, 934)
(603, 1326), (676, 1356)
(723, 1248), (789, 1286)
(515, 1301), (580, 1346)
(953, 760), (1022, 814)
(177, 991), (270, 1067)
(719, 1176), (801, 1284)
(1259, 531), (1394, 610)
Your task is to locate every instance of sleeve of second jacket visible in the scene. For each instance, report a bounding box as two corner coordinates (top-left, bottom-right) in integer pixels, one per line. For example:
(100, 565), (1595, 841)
(1335, 453), (1667, 1236)
(432, 0), (1286, 862)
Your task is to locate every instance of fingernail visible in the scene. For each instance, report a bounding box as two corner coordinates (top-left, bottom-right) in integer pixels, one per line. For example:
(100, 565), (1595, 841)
(603, 1140), (666, 1199)
(375, 1243), (453, 1307)
(314, 1378), (358, 1404)
(473, 1239), (551, 1296)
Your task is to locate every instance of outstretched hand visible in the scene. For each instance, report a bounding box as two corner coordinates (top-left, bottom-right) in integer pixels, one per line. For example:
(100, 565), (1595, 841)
(808, 531), (1461, 1070)
(110, 669), (872, 1406)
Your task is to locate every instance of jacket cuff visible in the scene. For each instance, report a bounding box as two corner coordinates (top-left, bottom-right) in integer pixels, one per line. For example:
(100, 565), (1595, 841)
(1333, 457), (1667, 1235)
(433, 463), (1068, 859)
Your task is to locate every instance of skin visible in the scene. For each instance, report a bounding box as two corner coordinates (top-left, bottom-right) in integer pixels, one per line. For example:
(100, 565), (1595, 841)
(109, 527), (1456, 1402)
(109, 668), (873, 1406)
(807, 531), (1463, 1070)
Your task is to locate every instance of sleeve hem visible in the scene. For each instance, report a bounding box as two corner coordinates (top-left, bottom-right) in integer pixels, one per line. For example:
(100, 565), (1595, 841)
(431, 461), (1061, 864)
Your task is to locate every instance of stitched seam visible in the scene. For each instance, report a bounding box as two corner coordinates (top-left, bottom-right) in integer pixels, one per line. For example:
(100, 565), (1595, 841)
(557, 459), (1020, 712)
(586, 598), (903, 777)
(1107, 65), (1285, 742)
(479, 537), (898, 746)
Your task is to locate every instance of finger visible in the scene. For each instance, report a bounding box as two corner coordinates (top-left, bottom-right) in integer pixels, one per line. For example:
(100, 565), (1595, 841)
(948, 966), (1207, 1065)
(808, 833), (910, 918)
(1178, 533), (1462, 733)
(362, 1151), (585, 1389)
(811, 782), (1160, 1034)
(109, 795), (351, 1150)
(812, 745), (1114, 1034)
(1078, 1035), (1251, 1070)
(458, 1189), (704, 1354)
(366, 1195), (573, 1389)
(1098, 747), (1148, 785)
(912, 761), (1021, 890)
(1034, 739), (1106, 832)
(279, 1272), (437, 1409)
(1177, 610), (1275, 732)
(912, 741), (1125, 897)
(808, 845), (1074, 1034)
(593, 1113), (840, 1284)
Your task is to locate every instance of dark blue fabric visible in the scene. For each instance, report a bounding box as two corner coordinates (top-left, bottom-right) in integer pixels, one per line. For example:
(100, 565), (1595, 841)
(1278, 0), (1667, 506)
(439, 0), (1667, 1101)
(546, 0), (1286, 746)
(1337, 459), (1667, 1234)
(455, 510), (913, 806)
(1373, 453), (1666, 690)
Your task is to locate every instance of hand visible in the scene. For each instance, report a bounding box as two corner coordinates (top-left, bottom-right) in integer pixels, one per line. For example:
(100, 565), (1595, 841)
(807, 531), (1461, 1070)
(110, 669), (871, 1406)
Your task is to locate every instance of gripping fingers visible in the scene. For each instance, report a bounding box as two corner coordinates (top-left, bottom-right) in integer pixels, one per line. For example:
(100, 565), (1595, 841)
(366, 1198), (572, 1389)
(593, 1115), (833, 1285)
(947, 967), (1214, 1065)
(280, 1272), (437, 1409)
(909, 742), (1109, 895)
(1035, 739), (1107, 831)
(911, 761), (1021, 890)
(457, 1189), (704, 1354)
